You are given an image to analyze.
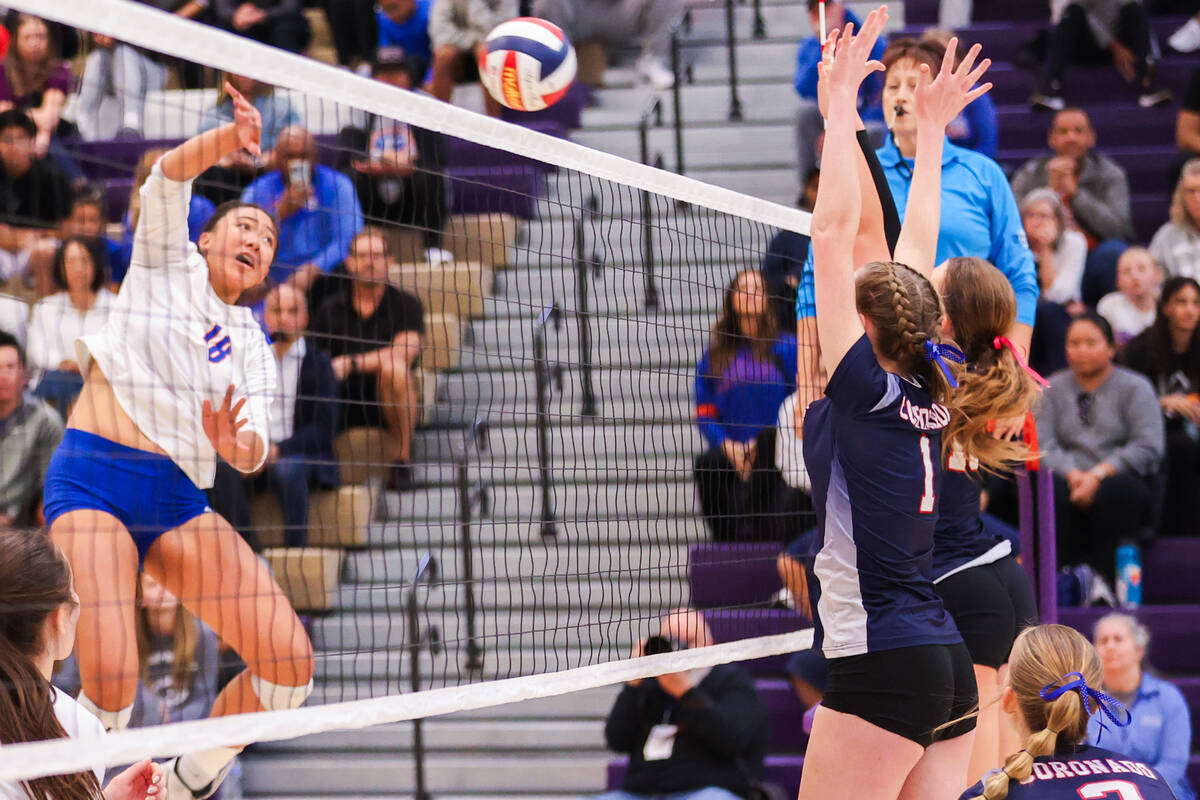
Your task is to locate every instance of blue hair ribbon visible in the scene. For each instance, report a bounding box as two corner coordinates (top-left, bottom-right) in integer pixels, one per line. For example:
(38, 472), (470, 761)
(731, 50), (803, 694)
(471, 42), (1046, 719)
(1039, 671), (1132, 743)
(923, 341), (966, 388)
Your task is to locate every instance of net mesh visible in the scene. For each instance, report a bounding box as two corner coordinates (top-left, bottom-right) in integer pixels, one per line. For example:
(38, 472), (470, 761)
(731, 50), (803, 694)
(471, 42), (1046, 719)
(0, 0), (817, 784)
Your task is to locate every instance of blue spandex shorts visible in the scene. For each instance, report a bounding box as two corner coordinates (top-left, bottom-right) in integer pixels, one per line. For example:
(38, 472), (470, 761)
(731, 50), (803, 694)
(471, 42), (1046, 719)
(44, 429), (212, 566)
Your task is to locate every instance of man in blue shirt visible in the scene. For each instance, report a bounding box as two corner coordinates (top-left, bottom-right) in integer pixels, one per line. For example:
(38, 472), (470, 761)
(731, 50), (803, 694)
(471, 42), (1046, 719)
(794, 0), (887, 184)
(377, 0), (434, 74)
(242, 126), (364, 289)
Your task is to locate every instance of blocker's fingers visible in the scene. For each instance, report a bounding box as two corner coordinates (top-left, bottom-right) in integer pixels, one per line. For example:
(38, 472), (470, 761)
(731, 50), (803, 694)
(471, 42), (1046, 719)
(956, 42), (983, 77)
(965, 82), (994, 104)
(965, 58), (992, 88)
(941, 37), (958, 76)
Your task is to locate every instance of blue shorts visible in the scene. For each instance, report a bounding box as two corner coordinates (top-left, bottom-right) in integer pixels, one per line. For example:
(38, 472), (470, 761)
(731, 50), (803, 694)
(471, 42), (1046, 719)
(44, 429), (212, 567)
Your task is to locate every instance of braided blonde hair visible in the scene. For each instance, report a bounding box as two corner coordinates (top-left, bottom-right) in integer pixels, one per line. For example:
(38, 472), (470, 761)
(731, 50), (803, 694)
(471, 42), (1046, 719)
(972, 624), (1103, 800)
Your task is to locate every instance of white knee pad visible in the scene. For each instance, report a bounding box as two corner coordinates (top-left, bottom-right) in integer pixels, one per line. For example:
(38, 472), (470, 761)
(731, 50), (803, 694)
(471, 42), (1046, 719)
(250, 675), (313, 711)
(77, 692), (133, 733)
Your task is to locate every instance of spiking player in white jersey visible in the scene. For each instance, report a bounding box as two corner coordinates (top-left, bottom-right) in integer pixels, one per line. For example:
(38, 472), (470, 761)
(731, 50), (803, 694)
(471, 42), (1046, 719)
(42, 84), (314, 799)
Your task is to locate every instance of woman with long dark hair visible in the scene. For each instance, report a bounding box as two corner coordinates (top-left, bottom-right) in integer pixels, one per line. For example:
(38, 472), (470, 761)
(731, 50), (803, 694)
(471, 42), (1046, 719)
(1122, 275), (1200, 535)
(0, 528), (162, 800)
(694, 268), (798, 540)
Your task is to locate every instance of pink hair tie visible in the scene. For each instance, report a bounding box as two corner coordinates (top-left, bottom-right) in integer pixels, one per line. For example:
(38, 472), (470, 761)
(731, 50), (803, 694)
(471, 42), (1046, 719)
(993, 336), (1050, 388)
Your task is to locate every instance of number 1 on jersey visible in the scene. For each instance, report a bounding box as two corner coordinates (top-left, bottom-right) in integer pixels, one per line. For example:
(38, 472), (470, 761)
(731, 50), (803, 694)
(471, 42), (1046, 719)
(919, 435), (935, 514)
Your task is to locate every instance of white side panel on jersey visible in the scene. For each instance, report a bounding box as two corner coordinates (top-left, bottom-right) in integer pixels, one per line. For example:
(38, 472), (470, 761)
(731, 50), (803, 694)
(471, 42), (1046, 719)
(813, 454), (870, 657)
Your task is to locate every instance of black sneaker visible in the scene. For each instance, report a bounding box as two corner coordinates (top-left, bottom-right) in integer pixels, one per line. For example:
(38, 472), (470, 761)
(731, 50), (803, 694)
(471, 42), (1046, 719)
(389, 460), (416, 491)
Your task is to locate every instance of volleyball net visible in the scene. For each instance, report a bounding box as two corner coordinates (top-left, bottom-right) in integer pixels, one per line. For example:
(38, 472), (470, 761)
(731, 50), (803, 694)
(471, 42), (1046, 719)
(1, 0), (818, 784)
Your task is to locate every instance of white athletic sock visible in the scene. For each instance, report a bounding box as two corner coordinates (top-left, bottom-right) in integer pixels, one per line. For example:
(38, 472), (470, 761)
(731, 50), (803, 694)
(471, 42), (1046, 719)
(176, 746), (240, 791)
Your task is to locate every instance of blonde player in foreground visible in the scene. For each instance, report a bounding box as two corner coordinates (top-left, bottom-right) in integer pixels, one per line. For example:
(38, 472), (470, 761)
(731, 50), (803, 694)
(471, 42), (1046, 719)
(41, 84), (314, 799)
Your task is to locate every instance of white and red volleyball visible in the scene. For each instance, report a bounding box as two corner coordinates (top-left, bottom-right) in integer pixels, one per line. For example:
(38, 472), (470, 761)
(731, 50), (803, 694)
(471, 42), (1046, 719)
(479, 17), (577, 112)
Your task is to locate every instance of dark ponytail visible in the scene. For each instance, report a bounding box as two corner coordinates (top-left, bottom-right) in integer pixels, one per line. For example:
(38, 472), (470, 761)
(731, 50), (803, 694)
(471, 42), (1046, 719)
(0, 530), (102, 800)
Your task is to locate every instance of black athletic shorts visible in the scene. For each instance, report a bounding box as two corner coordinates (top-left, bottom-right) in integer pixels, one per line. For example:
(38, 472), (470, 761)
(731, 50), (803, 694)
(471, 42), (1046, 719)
(936, 556), (1038, 669)
(823, 642), (978, 747)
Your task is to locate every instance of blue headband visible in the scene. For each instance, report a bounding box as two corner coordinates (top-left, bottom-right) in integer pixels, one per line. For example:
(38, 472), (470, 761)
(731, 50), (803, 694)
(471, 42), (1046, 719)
(1039, 671), (1132, 743)
(923, 341), (966, 388)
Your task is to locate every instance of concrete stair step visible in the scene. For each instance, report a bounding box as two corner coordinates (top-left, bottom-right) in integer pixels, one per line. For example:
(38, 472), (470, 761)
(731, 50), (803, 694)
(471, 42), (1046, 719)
(250, 719), (606, 754)
(312, 644), (638, 683)
(434, 368), (693, 408)
(355, 516), (707, 550)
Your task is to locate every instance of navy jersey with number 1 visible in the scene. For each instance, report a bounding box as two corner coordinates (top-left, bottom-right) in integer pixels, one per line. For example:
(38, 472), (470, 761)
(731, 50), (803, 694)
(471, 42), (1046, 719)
(802, 335), (962, 658)
(957, 744), (1178, 800)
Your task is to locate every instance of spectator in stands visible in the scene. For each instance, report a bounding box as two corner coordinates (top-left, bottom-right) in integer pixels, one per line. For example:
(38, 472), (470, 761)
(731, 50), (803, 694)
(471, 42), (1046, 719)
(793, 1), (886, 185)
(428, 0), (515, 117)
(1151, 159), (1200, 281)
(208, 283), (340, 550)
(339, 48), (449, 255)
(694, 269), (797, 542)
(1098, 246), (1162, 345)
(27, 192), (128, 297)
(214, 0), (311, 53)
(0, 14), (73, 161)
(72, 1), (209, 141)
(1029, 0), (1171, 111)
(0, 330), (63, 528)
(599, 608), (770, 800)
(1091, 613), (1196, 800)
(197, 74), (302, 204)
(242, 125), (364, 290)
(921, 27), (998, 158)
(775, 529), (827, 713)
(0, 110), (72, 299)
(26, 236), (116, 411)
(310, 228), (424, 491)
(1025, 188), (1087, 377)
(324, 0), (378, 71)
(1176, 67), (1200, 180)
(762, 168), (818, 331)
(118, 148), (215, 286)
(1122, 277), (1200, 537)
(377, 0), (434, 75)
(1011, 108), (1134, 305)
(1036, 313), (1164, 588)
(533, 0), (684, 90)
(0, 290), (25, 346)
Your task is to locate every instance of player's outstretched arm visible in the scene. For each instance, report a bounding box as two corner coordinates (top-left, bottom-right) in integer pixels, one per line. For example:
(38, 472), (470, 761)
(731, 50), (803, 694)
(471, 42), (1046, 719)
(811, 7), (888, 375)
(161, 82), (263, 183)
(892, 38), (991, 277)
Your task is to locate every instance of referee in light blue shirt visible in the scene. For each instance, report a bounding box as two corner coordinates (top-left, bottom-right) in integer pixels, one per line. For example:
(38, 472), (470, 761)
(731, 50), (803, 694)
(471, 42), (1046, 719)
(796, 38), (1039, 351)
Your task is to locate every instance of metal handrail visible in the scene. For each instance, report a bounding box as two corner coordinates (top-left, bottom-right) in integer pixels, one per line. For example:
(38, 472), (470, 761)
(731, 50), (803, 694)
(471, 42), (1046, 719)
(724, 0), (743, 120)
(575, 195), (601, 417)
(638, 98), (664, 309)
(405, 553), (440, 800)
(455, 417), (489, 671)
(533, 303), (563, 536)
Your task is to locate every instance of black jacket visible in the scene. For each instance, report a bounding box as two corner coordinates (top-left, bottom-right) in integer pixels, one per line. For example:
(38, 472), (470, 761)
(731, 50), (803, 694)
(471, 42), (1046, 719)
(275, 343), (340, 488)
(604, 664), (769, 798)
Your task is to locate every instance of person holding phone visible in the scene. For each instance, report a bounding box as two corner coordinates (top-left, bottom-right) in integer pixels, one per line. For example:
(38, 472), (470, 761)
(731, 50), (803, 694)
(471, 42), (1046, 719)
(241, 125), (363, 291)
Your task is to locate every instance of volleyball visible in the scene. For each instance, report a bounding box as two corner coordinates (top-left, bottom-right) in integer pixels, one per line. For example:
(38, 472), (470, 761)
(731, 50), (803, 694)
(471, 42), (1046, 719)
(479, 17), (577, 112)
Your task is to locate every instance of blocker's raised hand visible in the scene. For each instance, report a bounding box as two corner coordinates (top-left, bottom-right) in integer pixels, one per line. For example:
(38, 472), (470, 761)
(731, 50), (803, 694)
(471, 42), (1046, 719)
(914, 37), (993, 132)
(818, 5), (889, 101)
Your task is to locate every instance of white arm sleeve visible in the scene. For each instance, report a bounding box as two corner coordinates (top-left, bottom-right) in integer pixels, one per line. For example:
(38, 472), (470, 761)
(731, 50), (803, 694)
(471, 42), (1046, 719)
(240, 334), (276, 472)
(131, 160), (195, 271)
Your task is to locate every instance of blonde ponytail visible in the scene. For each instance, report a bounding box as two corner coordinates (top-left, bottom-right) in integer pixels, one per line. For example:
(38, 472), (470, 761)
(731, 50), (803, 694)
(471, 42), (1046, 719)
(974, 691), (1083, 799)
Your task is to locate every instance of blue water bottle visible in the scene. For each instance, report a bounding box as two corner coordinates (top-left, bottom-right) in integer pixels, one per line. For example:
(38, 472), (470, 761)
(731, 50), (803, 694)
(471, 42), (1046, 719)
(1116, 544), (1143, 609)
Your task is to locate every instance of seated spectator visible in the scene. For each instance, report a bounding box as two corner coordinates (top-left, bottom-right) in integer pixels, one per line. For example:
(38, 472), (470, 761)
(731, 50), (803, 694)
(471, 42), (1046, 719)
(0, 529), (162, 800)
(197, 74), (301, 205)
(0, 14), (75, 166)
(694, 269), (797, 542)
(377, 0), (434, 75)
(793, 1), (886, 184)
(1098, 246), (1162, 345)
(1176, 66), (1200, 179)
(214, 0), (311, 53)
(921, 27), (998, 158)
(0, 291), (25, 345)
(1029, 0), (1171, 111)
(762, 168), (819, 331)
(0, 110), (73, 297)
(1151, 158), (1200, 281)
(1091, 613), (1195, 800)
(775, 528), (827, 712)
(324, 0), (378, 71)
(533, 0), (684, 90)
(26, 236), (116, 411)
(208, 284), (340, 550)
(242, 125), (363, 289)
(28, 191), (129, 297)
(310, 228), (423, 490)
(428, 0), (515, 117)
(71, 1), (208, 141)
(0, 330), (63, 528)
(338, 49), (449, 255)
(1122, 277), (1200, 537)
(1036, 313), (1164, 590)
(597, 608), (769, 800)
(1025, 187), (1087, 375)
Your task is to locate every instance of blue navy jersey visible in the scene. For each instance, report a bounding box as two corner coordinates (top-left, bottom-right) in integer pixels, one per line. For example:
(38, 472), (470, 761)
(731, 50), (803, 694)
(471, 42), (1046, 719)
(958, 744), (1178, 800)
(932, 444), (1010, 582)
(802, 335), (962, 658)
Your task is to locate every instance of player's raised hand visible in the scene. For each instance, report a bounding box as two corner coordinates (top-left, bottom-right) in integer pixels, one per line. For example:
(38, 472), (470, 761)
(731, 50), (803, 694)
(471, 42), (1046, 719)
(818, 5), (888, 101)
(914, 38), (992, 132)
(203, 384), (250, 458)
(225, 80), (263, 158)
